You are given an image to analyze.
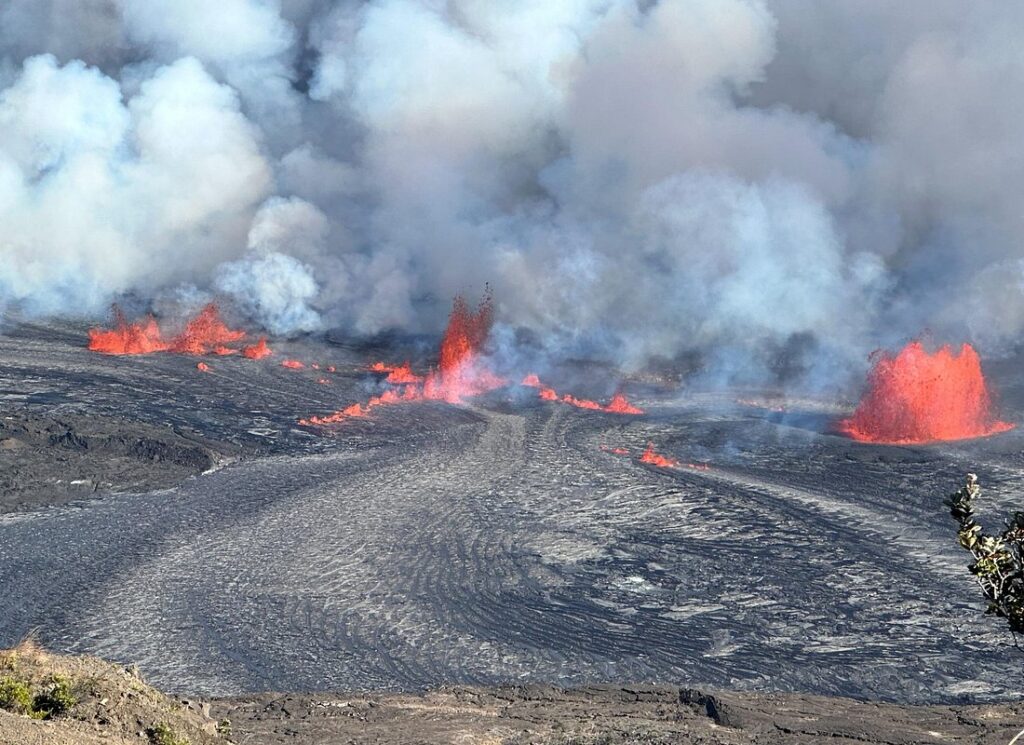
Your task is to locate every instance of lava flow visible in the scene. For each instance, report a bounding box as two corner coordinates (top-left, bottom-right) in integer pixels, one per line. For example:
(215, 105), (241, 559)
(302, 294), (505, 425)
(89, 304), (267, 358)
(639, 442), (679, 468)
(243, 337), (273, 359)
(169, 304), (246, 355)
(88, 308), (169, 355)
(522, 374), (643, 415)
(383, 362), (423, 385)
(838, 340), (1014, 444)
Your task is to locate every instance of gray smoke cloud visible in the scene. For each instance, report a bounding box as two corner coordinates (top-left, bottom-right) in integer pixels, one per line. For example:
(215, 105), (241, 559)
(0, 0), (1020, 387)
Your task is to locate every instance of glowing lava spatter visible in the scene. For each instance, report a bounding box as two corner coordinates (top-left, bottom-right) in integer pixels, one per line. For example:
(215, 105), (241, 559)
(522, 374), (644, 415)
(422, 293), (505, 403)
(281, 359), (305, 369)
(839, 341), (1014, 444)
(242, 337), (273, 359)
(301, 294), (505, 425)
(168, 304), (246, 355)
(88, 307), (169, 355)
(89, 304), (267, 359)
(605, 392), (644, 415)
(639, 442), (679, 468)
(384, 362), (423, 385)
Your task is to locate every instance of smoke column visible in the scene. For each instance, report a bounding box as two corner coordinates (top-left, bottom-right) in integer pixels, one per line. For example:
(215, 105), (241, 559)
(1, 1), (1022, 388)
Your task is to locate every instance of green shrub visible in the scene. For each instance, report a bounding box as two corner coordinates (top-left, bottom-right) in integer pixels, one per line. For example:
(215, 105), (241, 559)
(32, 675), (77, 719)
(0, 676), (32, 714)
(147, 722), (191, 745)
(948, 473), (1024, 634)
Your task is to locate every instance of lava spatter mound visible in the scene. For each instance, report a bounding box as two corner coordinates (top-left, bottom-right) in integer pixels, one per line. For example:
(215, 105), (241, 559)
(839, 341), (1014, 444)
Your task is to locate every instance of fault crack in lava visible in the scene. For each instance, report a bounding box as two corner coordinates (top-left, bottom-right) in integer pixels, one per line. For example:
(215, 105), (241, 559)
(839, 340), (1014, 444)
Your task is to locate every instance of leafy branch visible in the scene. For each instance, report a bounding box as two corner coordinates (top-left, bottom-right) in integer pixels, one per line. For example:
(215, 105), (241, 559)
(948, 473), (1024, 636)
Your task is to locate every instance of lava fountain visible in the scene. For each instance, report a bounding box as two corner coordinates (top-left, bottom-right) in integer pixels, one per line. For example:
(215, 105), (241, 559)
(89, 304), (262, 358)
(838, 341), (1014, 444)
(88, 307), (169, 355)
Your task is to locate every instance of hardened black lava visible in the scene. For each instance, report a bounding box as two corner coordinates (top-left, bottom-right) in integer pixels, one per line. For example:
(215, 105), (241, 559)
(1, 319), (1023, 704)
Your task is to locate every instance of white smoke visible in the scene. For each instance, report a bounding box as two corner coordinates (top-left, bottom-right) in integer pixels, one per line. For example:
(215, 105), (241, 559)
(0, 53), (269, 316)
(215, 252), (321, 335)
(0, 0), (1021, 382)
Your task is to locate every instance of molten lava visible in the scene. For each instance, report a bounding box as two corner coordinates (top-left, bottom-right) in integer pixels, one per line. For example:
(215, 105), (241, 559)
(242, 337), (273, 359)
(384, 363), (423, 385)
(522, 374), (644, 415)
(562, 394), (602, 411)
(281, 359), (305, 369)
(168, 304), (246, 355)
(196, 362), (211, 373)
(421, 293), (504, 403)
(89, 304), (257, 358)
(301, 293), (506, 425)
(605, 393), (644, 415)
(88, 308), (169, 355)
(639, 442), (679, 468)
(839, 341), (1014, 444)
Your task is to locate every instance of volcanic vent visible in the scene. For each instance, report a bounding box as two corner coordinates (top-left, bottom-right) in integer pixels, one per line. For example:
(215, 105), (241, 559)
(839, 341), (1014, 444)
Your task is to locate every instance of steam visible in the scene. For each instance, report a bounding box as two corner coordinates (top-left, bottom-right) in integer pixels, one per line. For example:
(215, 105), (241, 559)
(0, 0), (1020, 385)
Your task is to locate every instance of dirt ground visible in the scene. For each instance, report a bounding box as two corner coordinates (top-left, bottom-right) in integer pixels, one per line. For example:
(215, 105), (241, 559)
(212, 685), (1024, 745)
(5, 648), (1024, 745)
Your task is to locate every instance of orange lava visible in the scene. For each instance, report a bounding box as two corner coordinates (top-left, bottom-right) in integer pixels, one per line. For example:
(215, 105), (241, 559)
(421, 293), (504, 403)
(838, 341), (1015, 444)
(168, 304), (246, 355)
(600, 445), (631, 455)
(242, 337), (273, 359)
(301, 293), (506, 426)
(562, 393), (602, 411)
(317, 378), (330, 385)
(384, 362), (423, 385)
(88, 308), (169, 355)
(196, 362), (211, 373)
(640, 442), (679, 468)
(605, 393), (644, 415)
(523, 373), (644, 415)
(89, 303), (257, 358)
(281, 359), (305, 369)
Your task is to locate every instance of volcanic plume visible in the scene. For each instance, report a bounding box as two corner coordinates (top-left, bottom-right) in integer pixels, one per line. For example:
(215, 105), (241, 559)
(838, 341), (1014, 444)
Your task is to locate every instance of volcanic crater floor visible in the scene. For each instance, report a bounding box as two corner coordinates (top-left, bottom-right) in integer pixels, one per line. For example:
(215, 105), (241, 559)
(2, 320), (1024, 706)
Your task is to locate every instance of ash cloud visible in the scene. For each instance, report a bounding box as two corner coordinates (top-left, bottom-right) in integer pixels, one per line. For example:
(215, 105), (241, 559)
(0, 0), (1021, 387)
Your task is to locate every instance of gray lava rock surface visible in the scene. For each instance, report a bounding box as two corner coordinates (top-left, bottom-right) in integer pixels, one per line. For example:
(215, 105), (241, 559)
(2, 320), (1024, 706)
